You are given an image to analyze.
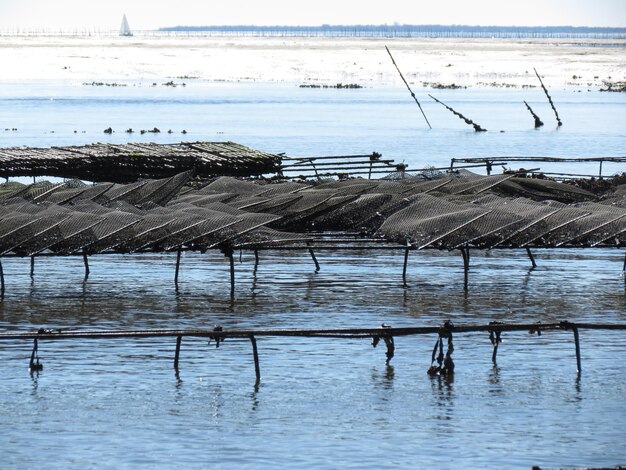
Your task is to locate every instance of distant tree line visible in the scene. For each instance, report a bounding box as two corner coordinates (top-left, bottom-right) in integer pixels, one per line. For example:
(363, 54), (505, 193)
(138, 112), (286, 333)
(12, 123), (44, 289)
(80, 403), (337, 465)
(157, 24), (626, 39)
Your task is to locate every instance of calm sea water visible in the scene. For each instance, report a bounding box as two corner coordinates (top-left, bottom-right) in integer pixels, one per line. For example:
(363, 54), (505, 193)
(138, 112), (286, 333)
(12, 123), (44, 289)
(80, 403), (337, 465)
(0, 80), (625, 469)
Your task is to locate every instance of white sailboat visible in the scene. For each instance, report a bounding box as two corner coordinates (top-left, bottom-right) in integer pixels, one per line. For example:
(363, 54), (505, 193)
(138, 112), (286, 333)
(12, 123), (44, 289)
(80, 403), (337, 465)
(119, 14), (133, 36)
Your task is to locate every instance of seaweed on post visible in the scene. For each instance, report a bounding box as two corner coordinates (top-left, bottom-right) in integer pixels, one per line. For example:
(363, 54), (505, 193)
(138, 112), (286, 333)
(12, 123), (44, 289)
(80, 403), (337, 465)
(523, 101), (544, 128)
(533, 68), (562, 127)
(428, 94), (487, 132)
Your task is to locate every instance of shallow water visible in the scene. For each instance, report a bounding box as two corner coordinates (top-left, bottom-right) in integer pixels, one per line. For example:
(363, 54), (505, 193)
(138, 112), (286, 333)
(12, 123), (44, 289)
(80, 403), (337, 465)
(0, 81), (626, 469)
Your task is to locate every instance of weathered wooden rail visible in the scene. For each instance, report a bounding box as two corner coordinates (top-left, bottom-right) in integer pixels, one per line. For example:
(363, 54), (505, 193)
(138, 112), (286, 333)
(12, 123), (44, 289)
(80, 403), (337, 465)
(2, 322), (625, 381)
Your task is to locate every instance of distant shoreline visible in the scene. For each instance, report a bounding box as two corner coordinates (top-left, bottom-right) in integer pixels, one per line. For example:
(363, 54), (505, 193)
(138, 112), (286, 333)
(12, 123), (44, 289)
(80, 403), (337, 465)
(0, 35), (623, 88)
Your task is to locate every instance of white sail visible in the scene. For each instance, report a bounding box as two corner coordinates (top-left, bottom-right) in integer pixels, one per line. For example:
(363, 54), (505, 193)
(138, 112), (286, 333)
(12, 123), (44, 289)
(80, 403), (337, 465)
(119, 14), (132, 36)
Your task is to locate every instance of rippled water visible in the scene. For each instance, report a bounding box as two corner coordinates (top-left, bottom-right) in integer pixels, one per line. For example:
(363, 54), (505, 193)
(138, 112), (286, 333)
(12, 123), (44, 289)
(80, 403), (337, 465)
(0, 81), (625, 468)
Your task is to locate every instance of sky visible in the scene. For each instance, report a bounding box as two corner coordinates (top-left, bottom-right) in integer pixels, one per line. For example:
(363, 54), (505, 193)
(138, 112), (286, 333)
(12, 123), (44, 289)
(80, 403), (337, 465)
(0, 0), (625, 30)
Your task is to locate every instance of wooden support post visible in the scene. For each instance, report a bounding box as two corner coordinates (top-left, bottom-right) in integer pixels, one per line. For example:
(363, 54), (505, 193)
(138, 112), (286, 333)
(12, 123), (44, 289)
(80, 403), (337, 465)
(461, 247), (470, 291)
(402, 241), (410, 287)
(249, 334), (261, 382)
(492, 341), (499, 364)
(307, 243), (320, 272)
(599, 160), (603, 179)
(229, 250), (235, 298)
(29, 338), (43, 371)
(254, 249), (259, 268)
(622, 251), (626, 272)
(572, 326), (582, 373)
(30, 256), (35, 278)
(82, 250), (90, 280)
(174, 335), (182, 369)
(526, 247), (537, 268)
(174, 249), (181, 286)
(0, 258), (4, 299)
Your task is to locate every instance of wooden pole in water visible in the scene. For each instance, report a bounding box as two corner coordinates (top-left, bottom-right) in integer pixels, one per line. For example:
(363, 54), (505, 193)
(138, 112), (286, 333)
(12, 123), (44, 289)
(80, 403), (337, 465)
(307, 243), (320, 272)
(402, 240), (411, 287)
(523, 100), (544, 128)
(572, 326), (582, 373)
(174, 249), (181, 286)
(174, 335), (182, 369)
(533, 67), (562, 127)
(82, 250), (90, 280)
(461, 247), (470, 291)
(30, 256), (35, 278)
(385, 45), (432, 129)
(229, 251), (235, 298)
(526, 247), (537, 268)
(429, 94), (487, 132)
(249, 334), (261, 382)
(0, 258), (4, 299)
(29, 338), (43, 371)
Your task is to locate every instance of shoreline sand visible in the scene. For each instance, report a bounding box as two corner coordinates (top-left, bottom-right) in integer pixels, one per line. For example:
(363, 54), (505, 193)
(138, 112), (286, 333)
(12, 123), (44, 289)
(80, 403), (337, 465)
(0, 35), (624, 88)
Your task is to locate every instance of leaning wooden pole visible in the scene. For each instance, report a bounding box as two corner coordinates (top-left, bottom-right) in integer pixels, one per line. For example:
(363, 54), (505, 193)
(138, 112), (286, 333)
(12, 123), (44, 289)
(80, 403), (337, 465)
(533, 67), (562, 127)
(385, 46), (432, 129)
(428, 94), (487, 132)
(523, 101), (544, 128)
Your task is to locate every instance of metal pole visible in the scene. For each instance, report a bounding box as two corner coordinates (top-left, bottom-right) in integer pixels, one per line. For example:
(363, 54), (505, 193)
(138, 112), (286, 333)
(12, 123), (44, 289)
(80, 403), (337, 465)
(249, 334), (261, 382)
(174, 335), (182, 369)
